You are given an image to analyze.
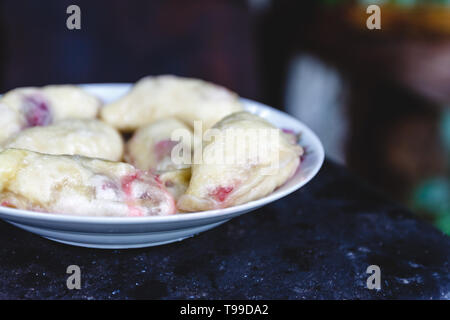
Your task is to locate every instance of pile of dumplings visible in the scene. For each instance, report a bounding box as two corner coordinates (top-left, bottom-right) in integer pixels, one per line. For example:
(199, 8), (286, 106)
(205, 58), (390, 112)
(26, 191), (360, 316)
(0, 75), (303, 217)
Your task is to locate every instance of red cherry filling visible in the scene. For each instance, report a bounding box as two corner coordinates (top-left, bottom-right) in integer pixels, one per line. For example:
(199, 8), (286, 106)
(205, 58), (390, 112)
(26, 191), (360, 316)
(121, 173), (139, 197)
(154, 174), (163, 185)
(1, 201), (15, 208)
(282, 128), (296, 135)
(154, 140), (178, 162)
(120, 173), (143, 217)
(210, 186), (234, 202)
(300, 146), (307, 162)
(23, 95), (52, 127)
(120, 171), (176, 217)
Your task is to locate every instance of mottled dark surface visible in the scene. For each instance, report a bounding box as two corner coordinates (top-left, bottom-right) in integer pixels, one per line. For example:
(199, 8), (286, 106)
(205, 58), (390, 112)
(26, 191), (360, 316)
(0, 160), (448, 300)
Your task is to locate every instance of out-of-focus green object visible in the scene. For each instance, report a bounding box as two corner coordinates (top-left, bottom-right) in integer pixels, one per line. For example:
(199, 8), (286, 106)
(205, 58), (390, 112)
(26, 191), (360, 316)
(413, 178), (449, 215)
(436, 214), (450, 234)
(412, 109), (450, 235)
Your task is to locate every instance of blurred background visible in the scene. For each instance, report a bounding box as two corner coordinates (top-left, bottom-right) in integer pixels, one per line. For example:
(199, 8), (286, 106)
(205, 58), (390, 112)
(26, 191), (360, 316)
(0, 0), (448, 233)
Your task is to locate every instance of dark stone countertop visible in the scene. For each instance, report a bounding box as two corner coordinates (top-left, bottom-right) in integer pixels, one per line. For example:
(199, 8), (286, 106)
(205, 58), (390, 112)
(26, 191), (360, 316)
(0, 160), (448, 300)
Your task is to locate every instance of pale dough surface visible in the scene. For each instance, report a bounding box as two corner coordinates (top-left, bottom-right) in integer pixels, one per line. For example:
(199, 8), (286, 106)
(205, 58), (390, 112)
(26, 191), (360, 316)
(0, 103), (22, 145)
(158, 168), (191, 202)
(4, 119), (124, 161)
(0, 85), (100, 121)
(101, 75), (243, 131)
(178, 112), (303, 212)
(126, 118), (192, 171)
(0, 149), (176, 217)
(0, 85), (101, 144)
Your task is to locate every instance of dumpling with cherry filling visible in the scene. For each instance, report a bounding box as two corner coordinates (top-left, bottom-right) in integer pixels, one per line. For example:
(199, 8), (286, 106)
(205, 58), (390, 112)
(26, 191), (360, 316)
(4, 119), (124, 161)
(157, 168), (191, 201)
(177, 112), (303, 211)
(125, 118), (193, 201)
(0, 149), (176, 217)
(0, 103), (22, 145)
(0, 85), (101, 143)
(101, 75), (243, 131)
(125, 118), (193, 171)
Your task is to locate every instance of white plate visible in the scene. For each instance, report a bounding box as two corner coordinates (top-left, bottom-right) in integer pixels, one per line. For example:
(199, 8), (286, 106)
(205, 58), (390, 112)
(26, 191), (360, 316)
(0, 84), (324, 249)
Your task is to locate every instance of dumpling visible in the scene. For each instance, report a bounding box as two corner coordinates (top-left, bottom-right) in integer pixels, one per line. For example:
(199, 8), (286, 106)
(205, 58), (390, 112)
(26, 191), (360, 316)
(0, 85), (101, 143)
(0, 149), (176, 217)
(125, 118), (194, 201)
(100, 75), (243, 131)
(157, 168), (191, 201)
(4, 119), (124, 161)
(1, 85), (101, 124)
(0, 103), (22, 145)
(177, 112), (303, 211)
(125, 118), (193, 171)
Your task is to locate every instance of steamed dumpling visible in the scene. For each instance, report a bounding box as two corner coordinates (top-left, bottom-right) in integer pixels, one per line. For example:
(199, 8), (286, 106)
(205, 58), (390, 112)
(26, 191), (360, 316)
(0, 149), (176, 217)
(4, 119), (124, 161)
(1, 85), (101, 124)
(0, 85), (101, 144)
(178, 112), (303, 211)
(125, 118), (194, 201)
(100, 75), (243, 131)
(125, 118), (192, 171)
(0, 103), (22, 145)
(157, 168), (191, 201)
